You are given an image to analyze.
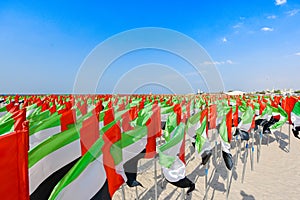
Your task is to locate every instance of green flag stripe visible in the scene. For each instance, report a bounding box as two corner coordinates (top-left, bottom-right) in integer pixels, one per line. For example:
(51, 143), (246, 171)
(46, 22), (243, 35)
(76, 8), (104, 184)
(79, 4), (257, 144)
(49, 138), (104, 200)
(28, 126), (81, 168)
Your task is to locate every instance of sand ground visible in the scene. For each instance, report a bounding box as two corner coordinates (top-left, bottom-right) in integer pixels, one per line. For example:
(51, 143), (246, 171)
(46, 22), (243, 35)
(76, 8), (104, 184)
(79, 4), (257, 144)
(113, 124), (300, 200)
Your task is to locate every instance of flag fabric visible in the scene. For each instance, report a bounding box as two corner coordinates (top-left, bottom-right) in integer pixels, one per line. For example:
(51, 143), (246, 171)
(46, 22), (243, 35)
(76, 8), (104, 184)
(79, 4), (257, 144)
(195, 115), (212, 165)
(291, 101), (300, 139)
(48, 139), (109, 200)
(159, 123), (185, 169)
(102, 121), (124, 198)
(117, 103), (160, 188)
(159, 123), (195, 194)
(219, 118), (233, 170)
(291, 102), (300, 128)
(270, 106), (288, 130)
(29, 125), (82, 199)
(29, 108), (103, 199)
(0, 109), (26, 136)
(162, 103), (182, 142)
(49, 105), (154, 199)
(0, 121), (29, 200)
(29, 106), (87, 150)
(282, 96), (298, 124)
(1, 94), (297, 199)
(238, 106), (255, 132)
(209, 104), (217, 129)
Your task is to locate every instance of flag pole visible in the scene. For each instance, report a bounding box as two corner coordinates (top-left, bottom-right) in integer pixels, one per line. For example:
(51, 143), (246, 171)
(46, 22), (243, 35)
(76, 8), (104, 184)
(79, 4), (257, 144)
(222, 146), (230, 200)
(257, 128), (262, 163)
(236, 136), (241, 166)
(234, 136), (239, 167)
(135, 187), (139, 200)
(226, 169), (230, 200)
(241, 142), (249, 183)
(154, 157), (158, 200)
(278, 126), (282, 145)
(288, 123), (291, 152)
(214, 130), (218, 161)
(234, 136), (238, 166)
(181, 188), (185, 200)
(121, 185), (126, 200)
(204, 162), (209, 200)
(161, 170), (165, 189)
(250, 129), (254, 171)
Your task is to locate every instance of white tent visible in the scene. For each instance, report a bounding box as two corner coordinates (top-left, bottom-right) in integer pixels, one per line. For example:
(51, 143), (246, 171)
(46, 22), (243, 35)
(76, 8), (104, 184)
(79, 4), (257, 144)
(226, 90), (245, 96)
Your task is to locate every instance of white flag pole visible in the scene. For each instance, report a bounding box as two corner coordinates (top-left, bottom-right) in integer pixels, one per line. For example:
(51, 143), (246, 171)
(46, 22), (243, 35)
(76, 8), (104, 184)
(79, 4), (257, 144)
(204, 163), (209, 200)
(135, 187), (139, 200)
(236, 136), (241, 166)
(278, 126), (282, 145)
(226, 169), (230, 200)
(250, 129), (254, 171)
(181, 188), (185, 200)
(288, 123), (291, 152)
(241, 142), (249, 183)
(121, 185), (126, 200)
(257, 127), (262, 163)
(161, 170), (164, 189)
(234, 136), (238, 167)
(154, 157), (158, 200)
(214, 130), (218, 161)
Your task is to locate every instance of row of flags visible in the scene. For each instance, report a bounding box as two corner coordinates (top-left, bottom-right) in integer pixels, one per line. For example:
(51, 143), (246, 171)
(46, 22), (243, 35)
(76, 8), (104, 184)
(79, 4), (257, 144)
(0, 93), (300, 199)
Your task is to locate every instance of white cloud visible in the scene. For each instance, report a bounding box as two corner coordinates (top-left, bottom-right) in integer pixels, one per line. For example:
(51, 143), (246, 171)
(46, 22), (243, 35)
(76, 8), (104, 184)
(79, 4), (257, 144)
(226, 60), (233, 64)
(233, 22), (243, 29)
(275, 0), (287, 6)
(295, 52), (300, 56)
(203, 61), (221, 65)
(222, 37), (227, 43)
(202, 60), (234, 65)
(261, 27), (274, 32)
(286, 9), (300, 16)
(267, 15), (277, 19)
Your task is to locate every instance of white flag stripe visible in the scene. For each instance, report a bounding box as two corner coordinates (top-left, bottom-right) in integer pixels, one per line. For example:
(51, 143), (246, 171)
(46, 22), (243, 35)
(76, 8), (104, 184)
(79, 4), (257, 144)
(56, 156), (106, 200)
(29, 126), (61, 149)
(29, 140), (81, 194)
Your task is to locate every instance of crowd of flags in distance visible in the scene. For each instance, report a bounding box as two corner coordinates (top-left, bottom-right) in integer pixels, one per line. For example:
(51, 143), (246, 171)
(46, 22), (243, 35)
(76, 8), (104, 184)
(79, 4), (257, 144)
(0, 93), (300, 200)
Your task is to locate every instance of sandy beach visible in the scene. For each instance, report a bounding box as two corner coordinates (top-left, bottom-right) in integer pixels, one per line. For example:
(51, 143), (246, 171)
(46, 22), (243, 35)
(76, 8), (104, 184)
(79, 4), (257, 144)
(113, 123), (300, 200)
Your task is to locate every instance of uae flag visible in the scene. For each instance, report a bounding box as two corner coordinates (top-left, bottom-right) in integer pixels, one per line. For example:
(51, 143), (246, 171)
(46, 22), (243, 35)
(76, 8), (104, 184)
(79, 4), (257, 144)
(29, 108), (77, 149)
(49, 138), (110, 200)
(236, 106), (255, 141)
(186, 108), (212, 165)
(119, 102), (161, 187)
(0, 121), (29, 200)
(0, 109), (26, 136)
(282, 96), (298, 124)
(160, 103), (177, 124)
(159, 123), (195, 195)
(186, 109), (202, 143)
(254, 103), (273, 129)
(29, 110), (101, 199)
(163, 104), (181, 142)
(270, 106), (288, 130)
(209, 104), (217, 129)
(256, 103), (272, 121)
(0, 101), (19, 119)
(291, 101), (300, 139)
(219, 117), (233, 170)
(238, 106), (254, 132)
(49, 104), (154, 199)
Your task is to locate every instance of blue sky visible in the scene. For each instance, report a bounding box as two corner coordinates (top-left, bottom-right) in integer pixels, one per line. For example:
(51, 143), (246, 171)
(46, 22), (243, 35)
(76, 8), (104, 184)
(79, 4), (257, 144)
(0, 0), (300, 94)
